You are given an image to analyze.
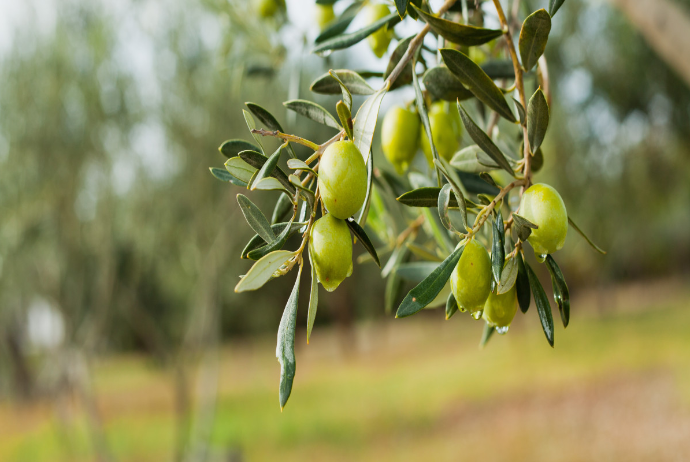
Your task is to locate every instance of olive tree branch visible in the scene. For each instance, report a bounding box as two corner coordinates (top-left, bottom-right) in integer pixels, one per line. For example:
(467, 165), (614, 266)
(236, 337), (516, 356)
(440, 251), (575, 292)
(251, 129), (320, 151)
(471, 178), (526, 235)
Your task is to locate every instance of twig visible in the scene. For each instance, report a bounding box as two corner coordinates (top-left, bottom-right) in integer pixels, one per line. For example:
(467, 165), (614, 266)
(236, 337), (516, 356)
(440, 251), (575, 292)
(471, 179), (526, 234)
(251, 129), (320, 151)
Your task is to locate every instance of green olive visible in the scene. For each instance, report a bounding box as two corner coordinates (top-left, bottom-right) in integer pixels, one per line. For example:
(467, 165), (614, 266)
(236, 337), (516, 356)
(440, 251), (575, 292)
(318, 140), (368, 219)
(364, 3), (393, 58)
(309, 214), (353, 292)
(254, 0), (285, 18)
(381, 106), (420, 175)
(482, 281), (517, 328)
(420, 101), (462, 168)
(519, 183), (568, 256)
(450, 239), (492, 313)
(315, 4), (335, 30)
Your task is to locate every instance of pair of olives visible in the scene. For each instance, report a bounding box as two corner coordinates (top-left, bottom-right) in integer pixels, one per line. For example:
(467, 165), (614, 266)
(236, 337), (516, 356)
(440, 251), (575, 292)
(381, 102), (463, 175)
(309, 141), (369, 292)
(451, 184), (568, 328)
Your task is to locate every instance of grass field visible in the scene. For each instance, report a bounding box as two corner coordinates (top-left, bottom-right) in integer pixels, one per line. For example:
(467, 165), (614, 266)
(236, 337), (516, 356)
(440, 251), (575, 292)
(2, 281), (690, 461)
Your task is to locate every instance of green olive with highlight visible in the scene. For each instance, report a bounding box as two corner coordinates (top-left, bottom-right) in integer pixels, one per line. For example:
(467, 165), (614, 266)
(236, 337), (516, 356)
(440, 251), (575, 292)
(381, 106), (420, 175)
(450, 239), (492, 313)
(519, 183), (568, 256)
(318, 140), (368, 220)
(364, 3), (393, 58)
(309, 214), (353, 292)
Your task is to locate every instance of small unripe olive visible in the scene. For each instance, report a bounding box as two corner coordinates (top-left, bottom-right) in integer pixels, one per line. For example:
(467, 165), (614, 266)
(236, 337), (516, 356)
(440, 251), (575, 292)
(381, 106), (420, 175)
(519, 183), (568, 256)
(254, 0), (285, 18)
(309, 214), (353, 292)
(364, 3), (393, 58)
(318, 140), (368, 219)
(420, 101), (462, 167)
(451, 239), (492, 313)
(483, 281), (518, 328)
(315, 4), (335, 30)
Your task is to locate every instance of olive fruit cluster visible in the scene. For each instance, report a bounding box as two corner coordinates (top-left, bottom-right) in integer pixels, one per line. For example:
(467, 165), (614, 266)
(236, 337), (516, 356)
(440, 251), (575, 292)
(309, 141), (368, 292)
(381, 102), (463, 175)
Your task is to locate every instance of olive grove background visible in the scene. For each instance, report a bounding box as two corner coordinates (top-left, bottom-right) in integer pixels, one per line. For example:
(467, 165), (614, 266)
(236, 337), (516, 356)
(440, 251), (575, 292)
(1, 0), (689, 461)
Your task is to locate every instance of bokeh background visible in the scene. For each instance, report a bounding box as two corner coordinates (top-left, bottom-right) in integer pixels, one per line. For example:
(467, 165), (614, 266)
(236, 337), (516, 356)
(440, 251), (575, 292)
(1, 0), (690, 460)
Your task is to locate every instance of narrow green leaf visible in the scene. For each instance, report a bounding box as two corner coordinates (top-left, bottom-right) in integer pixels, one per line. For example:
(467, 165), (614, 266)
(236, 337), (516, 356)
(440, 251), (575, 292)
(235, 250), (295, 293)
(253, 178), (291, 195)
(225, 157), (257, 184)
(457, 104), (514, 175)
(438, 183), (453, 231)
(513, 213), (538, 242)
(277, 267), (301, 410)
(247, 218), (295, 260)
(336, 100), (354, 139)
(310, 69), (375, 95)
(527, 88), (549, 152)
(545, 255), (570, 328)
(491, 209), (505, 284)
(313, 12), (400, 54)
(210, 167), (247, 186)
(568, 217), (607, 254)
(307, 251), (319, 343)
(450, 146), (497, 174)
(395, 0), (409, 18)
(246, 102), (296, 158)
(549, 0), (567, 18)
(251, 145), (283, 190)
(346, 218), (380, 267)
(441, 48), (516, 123)
(422, 66), (474, 102)
(286, 158), (317, 175)
(239, 150), (295, 193)
(435, 159), (467, 229)
(242, 109), (265, 153)
(328, 70), (353, 110)
(272, 192), (294, 224)
(353, 88), (387, 163)
(241, 222), (302, 259)
(397, 187), (461, 208)
(315, 2), (363, 44)
(480, 322), (495, 348)
(396, 245), (464, 318)
(357, 150), (374, 227)
(513, 98), (526, 125)
(283, 100), (341, 130)
(479, 172), (497, 188)
(446, 292), (458, 320)
(519, 9), (551, 72)
(413, 5), (503, 46)
(383, 35), (414, 91)
(516, 252), (531, 313)
(219, 139), (259, 158)
(237, 194), (275, 243)
(497, 256), (518, 294)
(525, 261), (554, 347)
(481, 60), (515, 80)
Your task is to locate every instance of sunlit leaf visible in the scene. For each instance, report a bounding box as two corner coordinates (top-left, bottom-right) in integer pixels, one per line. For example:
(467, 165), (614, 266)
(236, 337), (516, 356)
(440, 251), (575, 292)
(239, 150), (295, 193)
(235, 250), (295, 293)
(450, 145), (498, 174)
(251, 145), (283, 190)
(336, 100), (354, 139)
(284, 99), (341, 130)
(277, 266), (301, 410)
(497, 255), (518, 294)
(519, 9), (551, 72)
(328, 70), (353, 110)
(225, 157), (257, 185)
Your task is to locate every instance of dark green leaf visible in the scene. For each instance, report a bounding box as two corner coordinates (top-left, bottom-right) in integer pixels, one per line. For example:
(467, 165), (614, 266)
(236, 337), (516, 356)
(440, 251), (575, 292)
(516, 252), (531, 313)
(315, 2), (363, 44)
(480, 322), (495, 348)
(240, 150), (295, 193)
(395, 0), (409, 18)
(225, 157), (257, 184)
(283, 99), (341, 130)
(479, 172), (497, 188)
(307, 251), (318, 343)
(384, 35), (414, 90)
(235, 250), (295, 292)
(446, 292), (458, 319)
(336, 100), (354, 139)
(519, 9), (551, 72)
(525, 261), (554, 347)
(545, 255), (570, 328)
(353, 88), (387, 162)
(481, 60), (515, 80)
(210, 167), (247, 186)
(441, 49), (516, 123)
(413, 5), (503, 46)
(497, 256), (518, 295)
(241, 221), (301, 259)
(549, 0), (567, 17)
(513, 213), (538, 242)
(242, 109), (265, 153)
(246, 102), (296, 159)
(251, 145), (283, 190)
(568, 217), (607, 254)
(328, 70), (354, 110)
(271, 193), (294, 224)
(394, 262), (440, 283)
(457, 104), (514, 175)
(397, 187), (460, 208)
(422, 66), (474, 102)
(527, 88), (549, 152)
(492, 209), (505, 284)
(237, 194), (275, 243)
(277, 267), (301, 410)
(219, 139), (260, 158)
(346, 218), (380, 267)
(396, 245), (464, 318)
(313, 12), (401, 54)
(532, 146), (544, 172)
(310, 69), (375, 95)
(513, 98), (526, 125)
(247, 218), (295, 260)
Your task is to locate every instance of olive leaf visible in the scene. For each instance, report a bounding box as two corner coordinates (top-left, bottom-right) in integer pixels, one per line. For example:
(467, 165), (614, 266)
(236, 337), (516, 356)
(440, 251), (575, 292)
(237, 194), (275, 243)
(450, 145), (498, 174)
(438, 183), (454, 231)
(246, 102), (296, 158)
(241, 221), (302, 260)
(210, 167), (247, 187)
(480, 322), (495, 348)
(457, 104), (514, 175)
(491, 209), (505, 285)
(446, 292), (458, 320)
(235, 250), (295, 293)
(315, 2), (364, 44)
(525, 261), (554, 347)
(481, 60), (515, 80)
(277, 266), (301, 410)
(519, 9), (551, 72)
(307, 251), (319, 344)
(513, 213), (538, 242)
(479, 172), (497, 188)
(272, 193), (293, 225)
(441, 48), (516, 123)
(353, 87), (387, 163)
(413, 5), (503, 46)
(568, 216), (607, 254)
(545, 255), (570, 328)
(336, 100), (354, 139)
(513, 98), (526, 125)
(549, 0), (567, 18)
(516, 251), (531, 313)
(329, 70), (353, 110)
(396, 244), (464, 318)
(395, 0), (409, 18)
(383, 35), (414, 90)
(252, 178), (292, 195)
(397, 187), (461, 208)
(310, 69), (375, 95)
(422, 66), (474, 102)
(251, 145), (283, 190)
(346, 218), (380, 267)
(283, 100), (341, 130)
(247, 217), (295, 260)
(434, 158), (467, 229)
(357, 150), (374, 226)
(225, 157), (257, 185)
(497, 255), (518, 294)
(286, 158), (317, 175)
(527, 88), (549, 152)
(313, 12), (401, 54)
(239, 150), (295, 193)
(219, 139), (260, 158)
(242, 109), (265, 154)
